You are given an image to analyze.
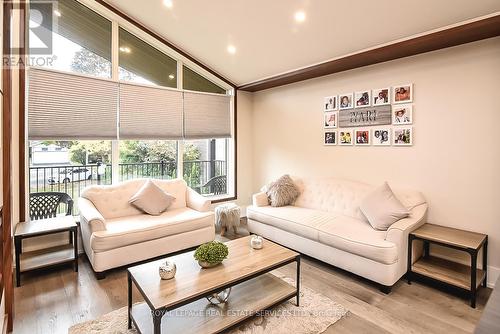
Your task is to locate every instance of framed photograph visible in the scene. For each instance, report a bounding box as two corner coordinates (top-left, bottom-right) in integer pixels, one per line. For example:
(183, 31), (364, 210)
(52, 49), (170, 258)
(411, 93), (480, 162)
(324, 131), (337, 145)
(355, 129), (370, 145)
(392, 104), (412, 125)
(324, 96), (337, 111)
(354, 90), (371, 108)
(339, 130), (353, 145)
(339, 93), (353, 110)
(393, 84), (413, 104)
(372, 88), (390, 106)
(324, 111), (337, 128)
(393, 127), (413, 146)
(372, 128), (391, 146)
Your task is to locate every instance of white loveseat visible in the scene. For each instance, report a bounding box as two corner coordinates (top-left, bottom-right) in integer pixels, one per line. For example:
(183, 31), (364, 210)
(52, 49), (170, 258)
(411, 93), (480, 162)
(247, 177), (427, 291)
(79, 178), (215, 278)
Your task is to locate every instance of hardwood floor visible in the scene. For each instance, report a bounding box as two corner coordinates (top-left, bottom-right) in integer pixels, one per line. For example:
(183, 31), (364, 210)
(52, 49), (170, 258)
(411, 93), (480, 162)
(13, 224), (491, 334)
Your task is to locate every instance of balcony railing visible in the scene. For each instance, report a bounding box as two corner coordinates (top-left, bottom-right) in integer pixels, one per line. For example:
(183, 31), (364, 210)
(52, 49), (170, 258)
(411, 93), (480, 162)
(29, 160), (227, 215)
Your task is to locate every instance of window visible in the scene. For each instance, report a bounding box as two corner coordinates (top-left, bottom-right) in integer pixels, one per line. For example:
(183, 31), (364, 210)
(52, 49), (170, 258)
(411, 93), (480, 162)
(27, 0), (235, 218)
(182, 139), (229, 197)
(119, 140), (178, 182)
(119, 28), (177, 87)
(29, 140), (112, 215)
(183, 66), (226, 94)
(29, 0), (112, 78)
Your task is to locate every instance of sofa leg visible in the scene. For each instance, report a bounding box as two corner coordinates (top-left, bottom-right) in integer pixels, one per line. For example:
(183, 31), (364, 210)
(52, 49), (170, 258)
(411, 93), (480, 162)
(380, 285), (392, 294)
(95, 271), (106, 280)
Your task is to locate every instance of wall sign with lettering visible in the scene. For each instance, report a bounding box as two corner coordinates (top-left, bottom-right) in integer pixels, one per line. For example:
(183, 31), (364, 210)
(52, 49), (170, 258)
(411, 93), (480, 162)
(339, 105), (391, 128)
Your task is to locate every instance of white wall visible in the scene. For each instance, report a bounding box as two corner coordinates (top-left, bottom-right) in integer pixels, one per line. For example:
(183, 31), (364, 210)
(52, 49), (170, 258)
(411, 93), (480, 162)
(234, 91), (254, 210)
(250, 37), (500, 284)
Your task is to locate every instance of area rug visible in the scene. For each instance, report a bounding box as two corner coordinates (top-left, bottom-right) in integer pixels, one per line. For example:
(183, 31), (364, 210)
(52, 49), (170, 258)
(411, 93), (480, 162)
(69, 275), (348, 334)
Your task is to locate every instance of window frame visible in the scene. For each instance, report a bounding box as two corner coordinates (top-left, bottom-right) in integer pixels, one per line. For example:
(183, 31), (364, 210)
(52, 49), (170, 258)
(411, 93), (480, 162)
(24, 0), (237, 210)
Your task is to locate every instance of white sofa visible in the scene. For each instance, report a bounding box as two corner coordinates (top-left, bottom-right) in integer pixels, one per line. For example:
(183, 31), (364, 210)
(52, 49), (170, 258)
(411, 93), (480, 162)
(79, 178), (215, 278)
(247, 177), (427, 291)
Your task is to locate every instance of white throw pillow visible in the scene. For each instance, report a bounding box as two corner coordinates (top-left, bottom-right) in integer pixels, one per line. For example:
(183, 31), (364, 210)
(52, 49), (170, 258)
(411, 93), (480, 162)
(129, 180), (175, 215)
(360, 182), (409, 230)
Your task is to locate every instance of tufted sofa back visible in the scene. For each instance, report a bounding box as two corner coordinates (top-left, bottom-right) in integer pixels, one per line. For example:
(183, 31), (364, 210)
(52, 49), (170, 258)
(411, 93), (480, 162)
(81, 178), (187, 219)
(293, 177), (426, 221)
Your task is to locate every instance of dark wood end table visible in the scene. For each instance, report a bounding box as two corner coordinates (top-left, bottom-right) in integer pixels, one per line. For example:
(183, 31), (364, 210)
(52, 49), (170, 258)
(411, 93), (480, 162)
(407, 223), (487, 308)
(14, 215), (78, 287)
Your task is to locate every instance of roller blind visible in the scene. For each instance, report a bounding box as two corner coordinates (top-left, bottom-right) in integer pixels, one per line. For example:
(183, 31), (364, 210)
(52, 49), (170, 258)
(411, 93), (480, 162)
(119, 83), (183, 139)
(183, 91), (231, 139)
(28, 67), (118, 140)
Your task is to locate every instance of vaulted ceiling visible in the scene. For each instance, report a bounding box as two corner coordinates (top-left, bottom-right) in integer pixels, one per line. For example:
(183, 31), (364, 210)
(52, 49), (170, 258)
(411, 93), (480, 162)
(105, 0), (500, 86)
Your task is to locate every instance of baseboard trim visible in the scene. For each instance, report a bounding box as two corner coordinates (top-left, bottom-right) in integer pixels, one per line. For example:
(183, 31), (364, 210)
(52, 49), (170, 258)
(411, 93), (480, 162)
(487, 266), (500, 288)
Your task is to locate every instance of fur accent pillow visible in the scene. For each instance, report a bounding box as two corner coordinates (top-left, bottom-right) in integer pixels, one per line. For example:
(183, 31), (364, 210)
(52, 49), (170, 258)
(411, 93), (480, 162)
(129, 179), (175, 215)
(360, 182), (409, 230)
(266, 175), (301, 207)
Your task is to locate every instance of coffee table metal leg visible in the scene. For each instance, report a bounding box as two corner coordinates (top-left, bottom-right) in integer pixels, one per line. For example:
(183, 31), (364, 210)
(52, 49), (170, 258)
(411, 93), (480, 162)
(127, 272), (132, 329)
(153, 312), (162, 334)
(296, 256), (301, 307)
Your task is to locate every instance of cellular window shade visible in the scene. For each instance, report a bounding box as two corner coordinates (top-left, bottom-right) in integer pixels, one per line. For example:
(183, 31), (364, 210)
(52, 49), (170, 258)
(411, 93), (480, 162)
(28, 67), (118, 140)
(183, 92), (231, 139)
(119, 83), (183, 140)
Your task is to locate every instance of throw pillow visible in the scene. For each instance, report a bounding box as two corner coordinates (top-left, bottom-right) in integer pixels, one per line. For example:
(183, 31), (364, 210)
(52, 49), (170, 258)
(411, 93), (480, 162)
(266, 175), (301, 207)
(129, 179), (175, 215)
(360, 182), (409, 230)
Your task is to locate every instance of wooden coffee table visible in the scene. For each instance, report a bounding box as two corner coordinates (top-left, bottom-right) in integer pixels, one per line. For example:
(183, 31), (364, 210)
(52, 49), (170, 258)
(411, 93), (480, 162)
(127, 236), (300, 334)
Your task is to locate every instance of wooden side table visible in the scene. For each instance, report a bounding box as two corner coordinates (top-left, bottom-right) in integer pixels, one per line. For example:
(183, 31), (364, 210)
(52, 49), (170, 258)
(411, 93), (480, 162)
(407, 223), (487, 308)
(15, 215), (78, 287)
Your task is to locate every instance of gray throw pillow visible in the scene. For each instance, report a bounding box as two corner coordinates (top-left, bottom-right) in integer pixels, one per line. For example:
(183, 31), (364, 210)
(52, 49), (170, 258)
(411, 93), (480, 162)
(266, 175), (301, 207)
(360, 182), (409, 230)
(129, 179), (175, 215)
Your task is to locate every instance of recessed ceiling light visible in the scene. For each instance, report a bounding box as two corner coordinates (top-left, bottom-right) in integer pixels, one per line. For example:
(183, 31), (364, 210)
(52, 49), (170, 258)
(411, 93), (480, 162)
(163, 0), (173, 8)
(169, 74), (175, 79)
(227, 45), (236, 55)
(119, 46), (131, 53)
(54, 10), (62, 17)
(294, 11), (306, 22)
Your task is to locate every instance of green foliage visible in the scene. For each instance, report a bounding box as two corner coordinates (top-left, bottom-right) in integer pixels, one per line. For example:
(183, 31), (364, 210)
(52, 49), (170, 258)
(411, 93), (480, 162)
(70, 48), (111, 77)
(69, 141), (111, 165)
(194, 241), (229, 264)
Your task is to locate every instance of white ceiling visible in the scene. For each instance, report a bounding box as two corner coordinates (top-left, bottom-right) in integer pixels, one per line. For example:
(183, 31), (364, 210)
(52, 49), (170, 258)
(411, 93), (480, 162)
(105, 0), (500, 86)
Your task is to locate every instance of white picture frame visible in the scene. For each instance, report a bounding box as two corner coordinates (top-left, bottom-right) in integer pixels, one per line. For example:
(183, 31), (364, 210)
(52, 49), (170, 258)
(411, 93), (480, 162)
(372, 88), (390, 106)
(324, 131), (337, 145)
(339, 93), (353, 110)
(324, 111), (338, 128)
(393, 127), (413, 146)
(354, 90), (371, 108)
(324, 96), (337, 111)
(339, 130), (353, 145)
(372, 128), (391, 146)
(392, 104), (413, 125)
(393, 84), (413, 104)
(354, 129), (371, 146)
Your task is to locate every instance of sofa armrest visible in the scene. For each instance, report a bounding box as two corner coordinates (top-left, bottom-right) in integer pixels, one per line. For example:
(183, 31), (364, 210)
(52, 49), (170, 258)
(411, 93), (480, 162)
(79, 197), (106, 232)
(385, 203), (428, 245)
(187, 187), (211, 212)
(252, 192), (269, 207)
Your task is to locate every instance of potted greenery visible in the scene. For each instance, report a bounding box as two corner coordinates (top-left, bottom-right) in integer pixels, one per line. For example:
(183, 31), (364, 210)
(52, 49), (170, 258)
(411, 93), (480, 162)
(194, 241), (229, 268)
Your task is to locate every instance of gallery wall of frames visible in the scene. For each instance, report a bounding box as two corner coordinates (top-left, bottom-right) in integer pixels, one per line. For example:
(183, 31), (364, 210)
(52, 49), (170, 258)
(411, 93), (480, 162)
(323, 84), (413, 146)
